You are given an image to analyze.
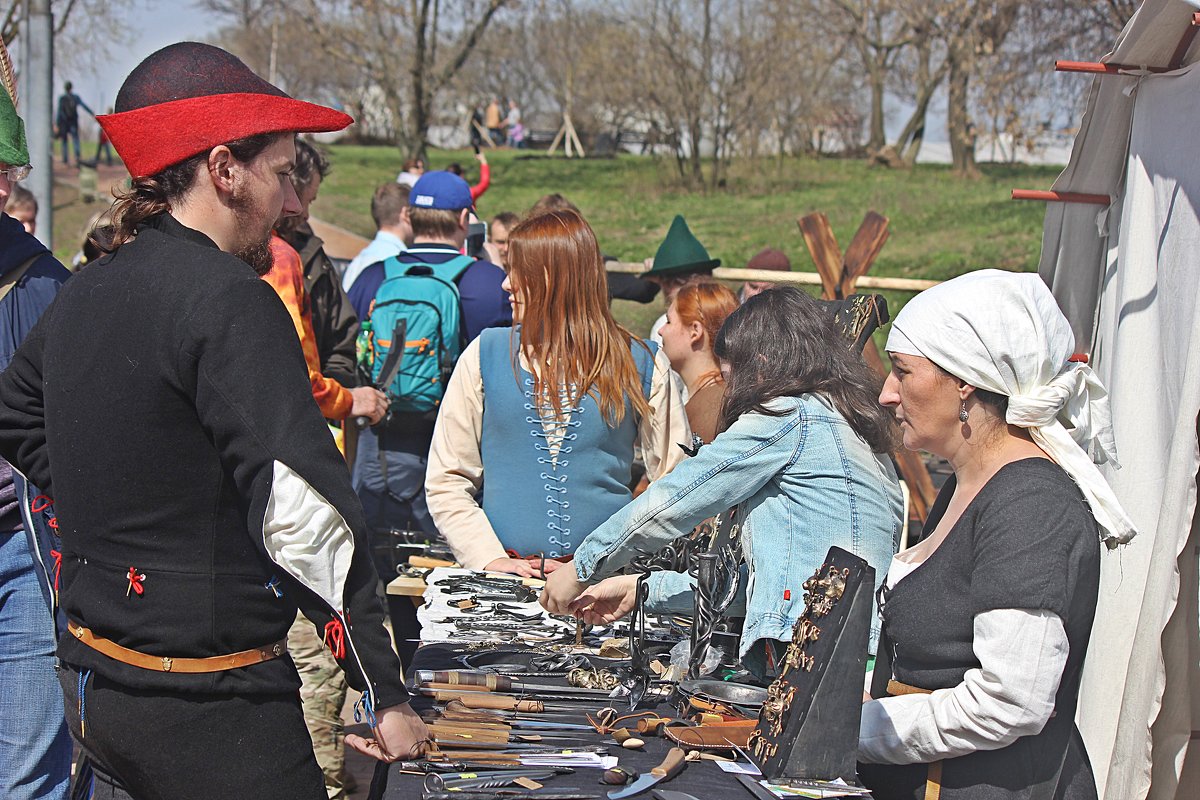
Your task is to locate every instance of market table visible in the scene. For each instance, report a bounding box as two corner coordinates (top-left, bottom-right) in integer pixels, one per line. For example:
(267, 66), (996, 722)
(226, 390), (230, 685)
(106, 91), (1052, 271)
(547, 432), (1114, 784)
(368, 643), (770, 800)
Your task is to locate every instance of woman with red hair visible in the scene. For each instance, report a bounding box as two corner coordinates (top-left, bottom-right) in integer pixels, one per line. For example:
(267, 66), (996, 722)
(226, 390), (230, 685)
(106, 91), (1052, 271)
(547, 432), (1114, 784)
(658, 280), (739, 443)
(425, 209), (689, 577)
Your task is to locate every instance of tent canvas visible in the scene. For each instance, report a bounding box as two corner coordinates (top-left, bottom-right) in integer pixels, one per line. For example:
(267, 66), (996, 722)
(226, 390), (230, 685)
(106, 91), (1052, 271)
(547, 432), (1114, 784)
(1037, 1), (1200, 798)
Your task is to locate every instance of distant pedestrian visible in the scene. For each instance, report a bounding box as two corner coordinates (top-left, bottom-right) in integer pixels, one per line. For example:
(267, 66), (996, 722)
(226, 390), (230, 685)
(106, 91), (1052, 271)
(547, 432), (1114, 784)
(94, 107), (115, 166)
(489, 210), (519, 270)
(445, 152), (490, 202)
(396, 157), (425, 187)
(739, 247), (791, 302)
(343, 182), (412, 292)
(484, 97), (503, 145)
(54, 82), (94, 166)
(469, 106), (484, 149)
(4, 183), (37, 235)
(504, 99), (521, 147)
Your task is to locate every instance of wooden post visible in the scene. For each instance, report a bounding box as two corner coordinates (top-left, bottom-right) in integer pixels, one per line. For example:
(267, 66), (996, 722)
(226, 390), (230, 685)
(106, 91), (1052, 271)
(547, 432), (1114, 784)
(548, 113), (586, 158)
(797, 211), (938, 524)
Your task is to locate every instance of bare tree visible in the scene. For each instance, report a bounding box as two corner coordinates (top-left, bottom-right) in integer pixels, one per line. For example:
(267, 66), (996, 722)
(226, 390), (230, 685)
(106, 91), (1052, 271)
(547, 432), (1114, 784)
(206, 0), (511, 154)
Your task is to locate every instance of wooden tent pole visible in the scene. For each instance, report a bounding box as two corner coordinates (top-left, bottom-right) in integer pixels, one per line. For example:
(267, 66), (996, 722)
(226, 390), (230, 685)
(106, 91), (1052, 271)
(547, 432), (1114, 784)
(1011, 189), (1111, 204)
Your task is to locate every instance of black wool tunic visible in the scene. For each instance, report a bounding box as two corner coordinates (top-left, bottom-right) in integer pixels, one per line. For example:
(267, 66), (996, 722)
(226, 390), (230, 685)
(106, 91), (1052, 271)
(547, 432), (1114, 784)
(860, 458), (1100, 800)
(0, 214), (409, 709)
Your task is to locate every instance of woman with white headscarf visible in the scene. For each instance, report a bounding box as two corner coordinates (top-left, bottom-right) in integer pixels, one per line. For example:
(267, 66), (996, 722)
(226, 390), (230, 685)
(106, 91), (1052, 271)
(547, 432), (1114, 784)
(857, 270), (1135, 800)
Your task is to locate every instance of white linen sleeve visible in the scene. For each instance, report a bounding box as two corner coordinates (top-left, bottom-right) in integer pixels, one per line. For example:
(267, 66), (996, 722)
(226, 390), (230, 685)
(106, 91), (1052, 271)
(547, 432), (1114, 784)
(858, 608), (1068, 765)
(638, 348), (690, 481)
(424, 337), (508, 570)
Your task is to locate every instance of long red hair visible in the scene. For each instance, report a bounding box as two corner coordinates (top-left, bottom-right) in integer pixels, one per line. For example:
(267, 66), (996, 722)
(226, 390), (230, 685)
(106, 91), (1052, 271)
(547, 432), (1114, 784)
(507, 210), (651, 425)
(673, 280), (739, 386)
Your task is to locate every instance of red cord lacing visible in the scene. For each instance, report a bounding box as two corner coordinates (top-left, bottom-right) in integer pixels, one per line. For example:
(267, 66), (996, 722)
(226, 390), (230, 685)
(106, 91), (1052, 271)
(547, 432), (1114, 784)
(323, 619), (346, 659)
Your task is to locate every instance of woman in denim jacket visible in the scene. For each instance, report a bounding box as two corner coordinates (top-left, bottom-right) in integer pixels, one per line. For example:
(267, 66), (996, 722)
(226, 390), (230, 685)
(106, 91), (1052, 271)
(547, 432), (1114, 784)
(542, 287), (903, 672)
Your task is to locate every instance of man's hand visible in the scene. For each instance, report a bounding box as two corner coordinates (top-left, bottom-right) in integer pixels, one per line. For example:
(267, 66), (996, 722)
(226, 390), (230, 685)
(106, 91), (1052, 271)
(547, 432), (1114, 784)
(540, 562), (587, 616)
(483, 556), (566, 578)
(475, 152), (488, 166)
(349, 386), (389, 425)
(345, 702), (430, 763)
(568, 574), (638, 625)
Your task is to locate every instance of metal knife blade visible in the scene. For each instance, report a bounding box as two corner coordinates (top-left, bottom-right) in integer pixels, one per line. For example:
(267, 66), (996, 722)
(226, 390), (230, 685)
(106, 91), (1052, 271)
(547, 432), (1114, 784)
(652, 791), (704, 800)
(607, 747), (686, 799)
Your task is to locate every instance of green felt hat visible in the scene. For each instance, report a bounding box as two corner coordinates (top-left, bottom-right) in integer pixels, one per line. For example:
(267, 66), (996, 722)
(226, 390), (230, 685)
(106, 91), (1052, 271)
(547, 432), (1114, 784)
(0, 42), (28, 168)
(643, 215), (720, 277)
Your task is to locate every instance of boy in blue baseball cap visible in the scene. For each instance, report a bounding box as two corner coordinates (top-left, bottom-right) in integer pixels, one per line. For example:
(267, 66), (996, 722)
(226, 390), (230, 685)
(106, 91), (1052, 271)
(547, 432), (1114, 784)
(344, 169), (509, 569)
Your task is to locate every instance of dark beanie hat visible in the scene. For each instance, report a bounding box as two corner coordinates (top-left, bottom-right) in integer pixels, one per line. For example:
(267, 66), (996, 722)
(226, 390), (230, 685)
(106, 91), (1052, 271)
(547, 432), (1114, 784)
(98, 42), (351, 178)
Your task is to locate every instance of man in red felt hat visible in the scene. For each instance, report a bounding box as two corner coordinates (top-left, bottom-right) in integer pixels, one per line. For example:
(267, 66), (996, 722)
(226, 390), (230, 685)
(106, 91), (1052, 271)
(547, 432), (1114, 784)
(0, 42), (427, 798)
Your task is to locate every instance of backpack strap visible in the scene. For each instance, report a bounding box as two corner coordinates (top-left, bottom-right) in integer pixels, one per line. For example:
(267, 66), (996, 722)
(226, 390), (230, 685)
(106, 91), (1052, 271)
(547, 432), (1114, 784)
(432, 254), (477, 283)
(0, 253), (41, 305)
(380, 255), (406, 282)
(402, 253), (475, 284)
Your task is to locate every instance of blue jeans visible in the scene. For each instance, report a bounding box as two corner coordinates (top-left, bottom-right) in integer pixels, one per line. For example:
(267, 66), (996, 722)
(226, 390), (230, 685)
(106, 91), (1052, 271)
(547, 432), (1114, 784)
(0, 530), (70, 800)
(58, 127), (80, 164)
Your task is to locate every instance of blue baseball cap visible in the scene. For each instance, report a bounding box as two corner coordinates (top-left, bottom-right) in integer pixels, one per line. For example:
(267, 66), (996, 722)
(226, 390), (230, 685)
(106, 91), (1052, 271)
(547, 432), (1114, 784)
(409, 171), (475, 211)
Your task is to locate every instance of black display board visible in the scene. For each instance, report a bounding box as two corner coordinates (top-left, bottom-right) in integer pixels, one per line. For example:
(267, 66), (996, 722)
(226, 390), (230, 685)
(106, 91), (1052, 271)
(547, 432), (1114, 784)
(748, 547), (875, 784)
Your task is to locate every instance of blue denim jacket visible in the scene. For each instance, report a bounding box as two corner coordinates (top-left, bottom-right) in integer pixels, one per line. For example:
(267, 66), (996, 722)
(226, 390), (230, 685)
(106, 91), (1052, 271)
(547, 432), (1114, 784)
(573, 394), (902, 663)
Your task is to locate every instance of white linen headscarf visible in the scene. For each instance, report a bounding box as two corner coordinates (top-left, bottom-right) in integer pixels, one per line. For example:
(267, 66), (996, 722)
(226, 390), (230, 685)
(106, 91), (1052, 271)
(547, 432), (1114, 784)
(886, 269), (1136, 547)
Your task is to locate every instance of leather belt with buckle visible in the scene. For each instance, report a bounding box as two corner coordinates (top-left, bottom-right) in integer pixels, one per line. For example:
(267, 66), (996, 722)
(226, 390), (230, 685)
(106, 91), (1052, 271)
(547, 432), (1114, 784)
(68, 620), (288, 673)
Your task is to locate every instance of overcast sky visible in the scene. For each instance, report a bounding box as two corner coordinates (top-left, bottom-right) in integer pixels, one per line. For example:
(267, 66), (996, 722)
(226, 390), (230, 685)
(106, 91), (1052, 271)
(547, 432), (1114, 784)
(69, 1), (217, 113)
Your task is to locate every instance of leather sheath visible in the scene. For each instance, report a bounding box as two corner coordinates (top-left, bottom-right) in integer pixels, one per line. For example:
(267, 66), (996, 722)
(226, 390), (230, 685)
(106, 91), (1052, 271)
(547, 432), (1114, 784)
(663, 720), (757, 749)
(68, 620), (287, 673)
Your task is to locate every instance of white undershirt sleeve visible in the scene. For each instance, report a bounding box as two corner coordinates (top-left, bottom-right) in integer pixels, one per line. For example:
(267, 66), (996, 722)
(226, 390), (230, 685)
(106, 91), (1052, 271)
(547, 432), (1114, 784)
(858, 608), (1068, 765)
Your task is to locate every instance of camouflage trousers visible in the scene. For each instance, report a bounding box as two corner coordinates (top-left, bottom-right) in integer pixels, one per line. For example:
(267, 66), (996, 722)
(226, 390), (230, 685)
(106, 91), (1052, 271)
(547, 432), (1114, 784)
(288, 612), (351, 800)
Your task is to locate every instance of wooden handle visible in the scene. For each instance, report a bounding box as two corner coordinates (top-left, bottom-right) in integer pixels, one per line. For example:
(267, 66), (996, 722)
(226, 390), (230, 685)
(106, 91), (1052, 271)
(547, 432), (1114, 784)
(651, 747), (687, 779)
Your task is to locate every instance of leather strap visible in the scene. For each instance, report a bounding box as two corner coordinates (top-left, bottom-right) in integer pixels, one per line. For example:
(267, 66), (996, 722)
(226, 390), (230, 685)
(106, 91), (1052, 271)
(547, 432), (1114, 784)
(924, 760), (943, 800)
(887, 679), (932, 697)
(885, 680), (940, 800)
(0, 253), (39, 304)
(68, 620), (287, 673)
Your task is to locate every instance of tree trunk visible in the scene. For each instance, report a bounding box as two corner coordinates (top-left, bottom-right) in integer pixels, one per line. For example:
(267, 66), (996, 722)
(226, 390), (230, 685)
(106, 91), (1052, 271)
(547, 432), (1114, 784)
(406, 0), (433, 159)
(864, 52), (886, 153)
(946, 48), (979, 179)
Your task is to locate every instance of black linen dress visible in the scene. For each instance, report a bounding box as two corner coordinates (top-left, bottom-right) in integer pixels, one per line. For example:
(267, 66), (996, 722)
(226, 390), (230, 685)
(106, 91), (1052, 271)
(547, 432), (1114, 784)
(859, 458), (1100, 800)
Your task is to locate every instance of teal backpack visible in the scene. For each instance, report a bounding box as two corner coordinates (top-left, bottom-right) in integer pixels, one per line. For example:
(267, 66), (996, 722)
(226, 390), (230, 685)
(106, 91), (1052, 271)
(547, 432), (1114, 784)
(357, 252), (476, 415)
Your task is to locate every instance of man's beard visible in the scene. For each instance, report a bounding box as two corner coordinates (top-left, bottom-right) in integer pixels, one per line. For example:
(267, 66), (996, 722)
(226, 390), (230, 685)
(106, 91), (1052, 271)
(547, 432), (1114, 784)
(228, 177), (278, 276)
(234, 238), (274, 275)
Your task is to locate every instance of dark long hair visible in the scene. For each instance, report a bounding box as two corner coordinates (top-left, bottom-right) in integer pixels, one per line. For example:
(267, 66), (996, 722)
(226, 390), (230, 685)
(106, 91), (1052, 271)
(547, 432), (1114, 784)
(714, 287), (898, 453)
(101, 132), (282, 250)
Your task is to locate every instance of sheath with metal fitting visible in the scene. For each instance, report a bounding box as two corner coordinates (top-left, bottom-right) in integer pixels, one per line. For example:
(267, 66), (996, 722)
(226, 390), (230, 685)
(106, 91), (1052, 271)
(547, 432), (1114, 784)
(416, 671), (616, 696)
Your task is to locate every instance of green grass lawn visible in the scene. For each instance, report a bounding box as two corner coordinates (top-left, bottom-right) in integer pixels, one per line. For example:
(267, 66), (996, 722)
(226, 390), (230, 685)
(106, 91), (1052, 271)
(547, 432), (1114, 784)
(45, 146), (1061, 342)
(313, 146), (1060, 336)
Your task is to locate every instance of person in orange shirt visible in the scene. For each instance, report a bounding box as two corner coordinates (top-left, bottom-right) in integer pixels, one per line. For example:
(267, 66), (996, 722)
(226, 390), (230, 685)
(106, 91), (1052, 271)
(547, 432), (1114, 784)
(262, 232), (389, 799)
(263, 234), (388, 425)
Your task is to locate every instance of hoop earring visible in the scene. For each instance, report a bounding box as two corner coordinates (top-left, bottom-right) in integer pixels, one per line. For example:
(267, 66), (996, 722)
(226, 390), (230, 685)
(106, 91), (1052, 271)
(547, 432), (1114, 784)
(959, 400), (969, 423)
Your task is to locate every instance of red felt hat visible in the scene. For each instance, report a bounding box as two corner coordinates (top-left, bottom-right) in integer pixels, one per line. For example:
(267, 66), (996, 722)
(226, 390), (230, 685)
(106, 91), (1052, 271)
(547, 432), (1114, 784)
(98, 42), (352, 178)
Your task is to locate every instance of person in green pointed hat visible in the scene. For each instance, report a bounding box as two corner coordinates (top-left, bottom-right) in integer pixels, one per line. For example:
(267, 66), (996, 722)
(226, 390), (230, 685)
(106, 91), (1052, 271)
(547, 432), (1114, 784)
(643, 215), (720, 346)
(1, 38), (74, 800)
(0, 57), (32, 205)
